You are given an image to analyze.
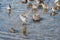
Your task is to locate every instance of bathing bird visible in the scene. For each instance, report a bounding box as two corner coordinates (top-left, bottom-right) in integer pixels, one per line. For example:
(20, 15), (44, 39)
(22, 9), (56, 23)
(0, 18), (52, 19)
(20, 10), (31, 25)
(20, 15), (27, 24)
(7, 3), (11, 16)
(7, 3), (11, 10)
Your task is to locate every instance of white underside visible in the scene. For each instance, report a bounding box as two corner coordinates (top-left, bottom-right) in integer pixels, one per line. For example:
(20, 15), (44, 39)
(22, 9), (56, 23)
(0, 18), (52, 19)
(54, 0), (59, 3)
(52, 8), (56, 11)
(33, 6), (37, 9)
(32, 5), (38, 9)
(42, 5), (48, 9)
(56, 4), (60, 6)
(20, 15), (27, 23)
(27, 0), (30, 3)
(7, 6), (11, 9)
(36, 0), (39, 4)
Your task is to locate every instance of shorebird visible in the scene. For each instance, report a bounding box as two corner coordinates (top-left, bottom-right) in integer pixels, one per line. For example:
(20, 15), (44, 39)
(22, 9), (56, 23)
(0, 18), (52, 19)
(55, 1), (60, 6)
(7, 3), (11, 10)
(20, 15), (27, 24)
(40, 3), (48, 13)
(32, 4), (38, 9)
(32, 14), (40, 21)
(51, 6), (58, 12)
(54, 1), (60, 10)
(57, 6), (60, 10)
(7, 3), (11, 16)
(36, 0), (44, 4)
(27, 0), (34, 3)
(50, 12), (57, 16)
(27, 3), (32, 9)
(54, 0), (59, 3)
(41, 3), (48, 10)
(22, 0), (27, 4)
(32, 4), (38, 12)
(19, 10), (31, 24)
(9, 28), (15, 33)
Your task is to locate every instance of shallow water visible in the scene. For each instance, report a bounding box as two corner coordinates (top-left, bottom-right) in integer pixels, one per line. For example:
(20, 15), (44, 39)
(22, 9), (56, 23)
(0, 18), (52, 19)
(0, 0), (60, 40)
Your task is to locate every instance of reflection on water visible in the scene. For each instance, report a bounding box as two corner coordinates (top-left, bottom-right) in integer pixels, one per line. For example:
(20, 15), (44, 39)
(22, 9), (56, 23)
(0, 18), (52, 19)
(0, 0), (60, 40)
(20, 25), (27, 36)
(7, 9), (11, 16)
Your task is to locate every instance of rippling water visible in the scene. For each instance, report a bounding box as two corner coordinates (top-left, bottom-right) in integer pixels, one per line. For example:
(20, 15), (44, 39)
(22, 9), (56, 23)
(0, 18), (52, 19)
(0, 0), (60, 40)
